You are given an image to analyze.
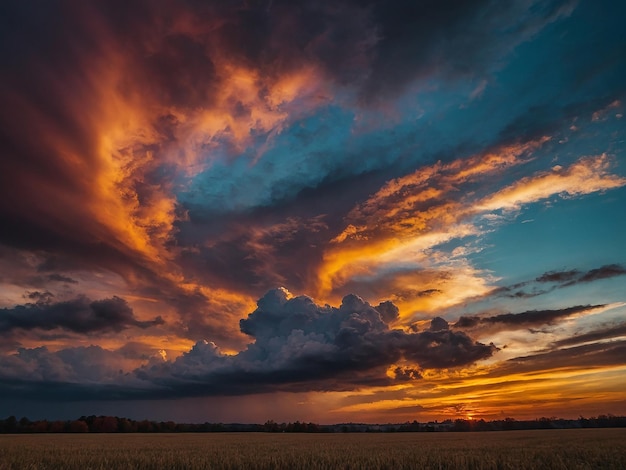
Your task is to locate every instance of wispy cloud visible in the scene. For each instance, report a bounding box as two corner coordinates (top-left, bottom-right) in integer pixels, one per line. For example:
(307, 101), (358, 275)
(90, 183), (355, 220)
(317, 145), (625, 317)
(454, 304), (605, 332)
(476, 154), (626, 212)
(552, 323), (626, 348)
(490, 264), (626, 299)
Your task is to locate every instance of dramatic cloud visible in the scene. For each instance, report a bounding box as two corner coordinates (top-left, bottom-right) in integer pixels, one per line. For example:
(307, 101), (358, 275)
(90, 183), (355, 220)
(0, 289), (496, 399)
(0, 345), (133, 384)
(317, 141), (625, 317)
(0, 345), (159, 401)
(0, 0), (568, 261)
(0, 296), (163, 334)
(0, 0), (625, 421)
(454, 305), (604, 331)
(139, 289), (495, 395)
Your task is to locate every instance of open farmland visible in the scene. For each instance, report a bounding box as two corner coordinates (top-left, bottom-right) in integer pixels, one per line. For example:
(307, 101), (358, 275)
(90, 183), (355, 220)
(1, 428), (625, 469)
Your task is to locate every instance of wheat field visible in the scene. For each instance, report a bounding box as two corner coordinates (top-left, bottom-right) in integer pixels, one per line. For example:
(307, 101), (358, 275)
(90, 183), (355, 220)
(1, 428), (625, 469)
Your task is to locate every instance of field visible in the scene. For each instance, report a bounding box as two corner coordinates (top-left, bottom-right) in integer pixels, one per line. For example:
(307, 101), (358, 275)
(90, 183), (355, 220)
(1, 429), (625, 469)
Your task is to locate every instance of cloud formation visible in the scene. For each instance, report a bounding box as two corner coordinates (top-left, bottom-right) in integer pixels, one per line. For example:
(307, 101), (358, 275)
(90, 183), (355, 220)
(504, 340), (626, 373)
(491, 264), (626, 299)
(0, 296), (163, 334)
(0, 0), (624, 421)
(139, 289), (496, 395)
(577, 264), (626, 284)
(0, 289), (496, 399)
(475, 154), (626, 212)
(552, 323), (626, 348)
(454, 305), (605, 331)
(0, 0), (585, 295)
(317, 138), (626, 318)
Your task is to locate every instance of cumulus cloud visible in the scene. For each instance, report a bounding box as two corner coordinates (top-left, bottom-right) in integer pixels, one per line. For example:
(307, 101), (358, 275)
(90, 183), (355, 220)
(0, 289), (496, 399)
(0, 296), (163, 334)
(133, 289), (497, 396)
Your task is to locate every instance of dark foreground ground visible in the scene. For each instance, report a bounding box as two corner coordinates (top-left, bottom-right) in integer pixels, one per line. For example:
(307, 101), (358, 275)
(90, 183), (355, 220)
(1, 428), (625, 469)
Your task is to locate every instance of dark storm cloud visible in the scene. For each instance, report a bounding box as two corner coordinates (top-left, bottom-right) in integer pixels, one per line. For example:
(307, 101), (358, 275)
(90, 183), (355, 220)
(0, 345), (158, 401)
(135, 290), (495, 396)
(0, 346), (122, 383)
(0, 290), (495, 399)
(0, 296), (163, 334)
(454, 304), (603, 330)
(392, 366), (423, 382)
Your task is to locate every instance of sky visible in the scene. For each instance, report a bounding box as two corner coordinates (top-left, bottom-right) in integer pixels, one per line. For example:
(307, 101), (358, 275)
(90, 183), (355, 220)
(0, 0), (625, 424)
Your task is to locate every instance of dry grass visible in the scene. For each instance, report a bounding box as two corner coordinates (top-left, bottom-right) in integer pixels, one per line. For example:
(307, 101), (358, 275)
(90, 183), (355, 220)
(1, 428), (625, 469)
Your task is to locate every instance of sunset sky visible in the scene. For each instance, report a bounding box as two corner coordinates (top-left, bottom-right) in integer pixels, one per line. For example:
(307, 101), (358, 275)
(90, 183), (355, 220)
(1, 0), (625, 424)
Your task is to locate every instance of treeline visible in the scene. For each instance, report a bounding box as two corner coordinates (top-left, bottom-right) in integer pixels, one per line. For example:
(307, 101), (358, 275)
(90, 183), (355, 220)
(430, 415), (626, 432)
(0, 414), (625, 434)
(0, 416), (321, 434)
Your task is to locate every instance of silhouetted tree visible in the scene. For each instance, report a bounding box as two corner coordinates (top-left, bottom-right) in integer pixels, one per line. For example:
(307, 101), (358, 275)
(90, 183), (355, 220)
(69, 420), (89, 433)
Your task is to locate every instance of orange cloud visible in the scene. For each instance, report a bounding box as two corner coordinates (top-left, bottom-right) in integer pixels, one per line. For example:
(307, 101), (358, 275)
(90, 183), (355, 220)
(329, 362), (626, 422)
(336, 137), (549, 243)
(87, 44), (328, 272)
(316, 142), (625, 322)
(316, 138), (550, 312)
(476, 154), (626, 212)
(0, 5), (333, 349)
